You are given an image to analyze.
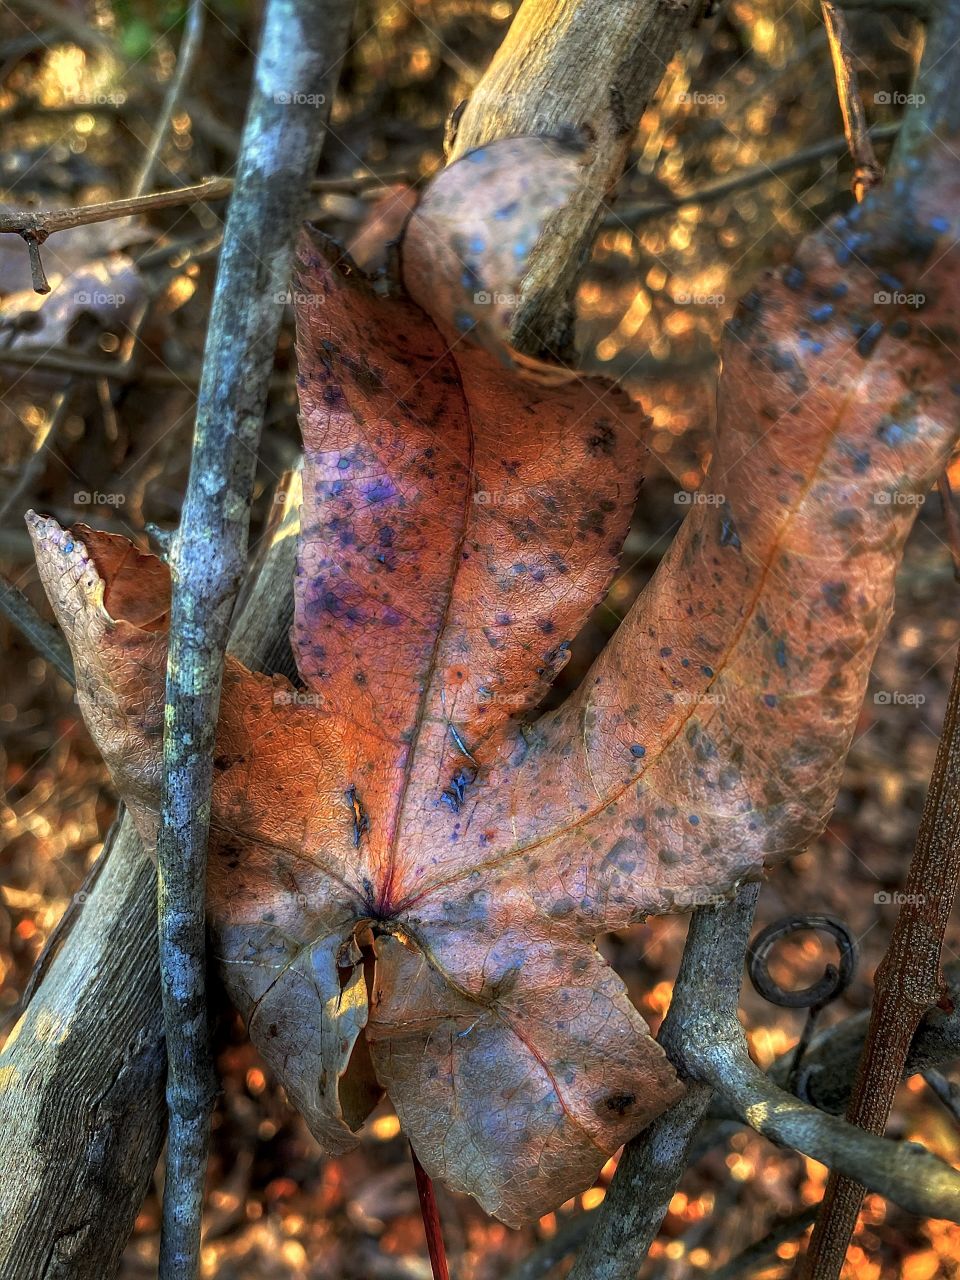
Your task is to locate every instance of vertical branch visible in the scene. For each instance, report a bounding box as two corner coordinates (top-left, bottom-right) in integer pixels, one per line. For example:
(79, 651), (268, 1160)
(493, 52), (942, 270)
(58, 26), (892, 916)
(797, 645), (960, 1277)
(155, 3), (355, 1277)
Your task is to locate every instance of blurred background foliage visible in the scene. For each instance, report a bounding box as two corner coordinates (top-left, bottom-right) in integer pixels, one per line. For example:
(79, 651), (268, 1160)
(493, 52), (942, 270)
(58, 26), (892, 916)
(2, 3), (959, 1278)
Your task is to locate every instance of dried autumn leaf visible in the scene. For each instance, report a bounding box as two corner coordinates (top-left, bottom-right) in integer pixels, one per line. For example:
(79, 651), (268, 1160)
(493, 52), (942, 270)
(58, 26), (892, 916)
(28, 136), (960, 1225)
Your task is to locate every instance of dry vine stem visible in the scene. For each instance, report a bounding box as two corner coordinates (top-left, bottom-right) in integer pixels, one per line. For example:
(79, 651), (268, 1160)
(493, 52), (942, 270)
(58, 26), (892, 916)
(131, 0), (205, 197)
(820, 1), (882, 200)
(0, 174), (402, 296)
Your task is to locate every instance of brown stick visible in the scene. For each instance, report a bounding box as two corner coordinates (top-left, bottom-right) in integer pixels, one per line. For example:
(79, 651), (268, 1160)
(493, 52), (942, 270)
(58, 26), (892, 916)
(0, 178), (234, 240)
(797, 641), (960, 1276)
(0, 173), (410, 294)
(0, 172), (410, 239)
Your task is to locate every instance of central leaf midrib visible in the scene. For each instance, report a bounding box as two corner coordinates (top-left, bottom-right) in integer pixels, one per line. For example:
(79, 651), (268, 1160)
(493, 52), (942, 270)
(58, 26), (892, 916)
(376, 347), (476, 913)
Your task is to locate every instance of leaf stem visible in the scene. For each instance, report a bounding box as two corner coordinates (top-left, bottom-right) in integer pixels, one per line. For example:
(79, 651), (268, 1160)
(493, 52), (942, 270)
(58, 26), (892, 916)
(411, 1146), (451, 1280)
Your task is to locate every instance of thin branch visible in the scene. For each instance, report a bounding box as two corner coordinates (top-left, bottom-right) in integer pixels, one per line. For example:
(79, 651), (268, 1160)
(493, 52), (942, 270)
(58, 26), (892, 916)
(602, 123), (900, 228)
(153, 2), (355, 1276)
(0, 173), (409, 240)
(820, 1), (882, 200)
(0, 173), (408, 295)
(0, 571), (74, 683)
(0, 381), (77, 524)
(0, 178), (234, 240)
(710, 1206), (818, 1280)
(132, 0), (205, 198)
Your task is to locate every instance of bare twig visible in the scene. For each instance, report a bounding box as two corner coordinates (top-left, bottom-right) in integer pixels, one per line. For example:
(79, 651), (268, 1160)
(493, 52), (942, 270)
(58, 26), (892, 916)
(132, 0), (205, 197)
(603, 123), (900, 228)
(0, 174), (409, 240)
(0, 572), (73, 683)
(0, 382), (77, 524)
(0, 178), (234, 240)
(0, 174), (409, 295)
(710, 1206), (818, 1280)
(820, 1), (882, 200)
(153, 2), (355, 1275)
